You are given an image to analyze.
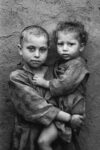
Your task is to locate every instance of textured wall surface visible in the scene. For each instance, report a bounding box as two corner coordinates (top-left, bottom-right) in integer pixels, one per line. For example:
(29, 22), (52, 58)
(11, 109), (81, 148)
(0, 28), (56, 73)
(0, 0), (100, 150)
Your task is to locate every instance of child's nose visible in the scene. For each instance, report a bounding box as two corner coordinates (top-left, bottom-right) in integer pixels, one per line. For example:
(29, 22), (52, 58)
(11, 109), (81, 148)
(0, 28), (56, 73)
(63, 44), (68, 51)
(35, 49), (40, 58)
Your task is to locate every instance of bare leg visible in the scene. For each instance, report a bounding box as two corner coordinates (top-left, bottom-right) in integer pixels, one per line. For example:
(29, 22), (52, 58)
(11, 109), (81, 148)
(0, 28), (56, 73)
(38, 123), (58, 150)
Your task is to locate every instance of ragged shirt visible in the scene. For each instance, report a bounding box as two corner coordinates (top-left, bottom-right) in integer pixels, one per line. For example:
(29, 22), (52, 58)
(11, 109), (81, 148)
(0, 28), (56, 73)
(9, 64), (60, 150)
(49, 56), (89, 142)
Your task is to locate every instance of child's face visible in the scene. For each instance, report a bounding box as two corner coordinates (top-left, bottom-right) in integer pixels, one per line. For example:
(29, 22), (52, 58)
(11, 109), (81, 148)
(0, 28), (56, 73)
(19, 35), (48, 68)
(57, 31), (84, 61)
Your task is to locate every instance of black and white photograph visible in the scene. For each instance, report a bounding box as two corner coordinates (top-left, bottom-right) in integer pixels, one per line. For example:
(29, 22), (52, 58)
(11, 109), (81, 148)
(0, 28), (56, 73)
(0, 0), (100, 150)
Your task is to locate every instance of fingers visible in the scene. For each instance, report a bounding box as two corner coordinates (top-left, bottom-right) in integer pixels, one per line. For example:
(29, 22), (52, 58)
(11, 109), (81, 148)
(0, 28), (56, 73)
(78, 119), (84, 126)
(71, 117), (84, 125)
(33, 75), (40, 81)
(79, 116), (83, 119)
(32, 80), (37, 85)
(32, 77), (38, 85)
(33, 76), (38, 80)
(74, 115), (84, 120)
(33, 74), (38, 78)
(79, 116), (85, 121)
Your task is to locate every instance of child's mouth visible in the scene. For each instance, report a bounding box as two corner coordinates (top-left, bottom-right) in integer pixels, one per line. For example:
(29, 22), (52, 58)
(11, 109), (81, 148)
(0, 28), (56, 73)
(30, 60), (41, 64)
(62, 54), (69, 57)
(61, 54), (70, 59)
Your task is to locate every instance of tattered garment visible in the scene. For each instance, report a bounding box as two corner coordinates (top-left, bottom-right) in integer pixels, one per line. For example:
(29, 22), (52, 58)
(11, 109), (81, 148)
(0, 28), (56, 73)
(49, 57), (89, 142)
(9, 64), (60, 150)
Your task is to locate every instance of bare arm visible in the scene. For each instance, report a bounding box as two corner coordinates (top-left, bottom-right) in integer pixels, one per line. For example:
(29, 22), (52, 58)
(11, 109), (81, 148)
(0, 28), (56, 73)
(32, 58), (89, 97)
(56, 110), (71, 122)
(32, 75), (50, 88)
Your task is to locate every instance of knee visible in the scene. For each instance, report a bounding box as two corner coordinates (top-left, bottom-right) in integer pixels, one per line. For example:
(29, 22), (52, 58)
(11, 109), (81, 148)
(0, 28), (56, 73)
(38, 137), (49, 147)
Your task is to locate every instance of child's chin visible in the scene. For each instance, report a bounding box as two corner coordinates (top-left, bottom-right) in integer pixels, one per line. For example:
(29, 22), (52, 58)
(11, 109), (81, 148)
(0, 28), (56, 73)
(61, 56), (70, 61)
(29, 63), (41, 68)
(32, 64), (41, 68)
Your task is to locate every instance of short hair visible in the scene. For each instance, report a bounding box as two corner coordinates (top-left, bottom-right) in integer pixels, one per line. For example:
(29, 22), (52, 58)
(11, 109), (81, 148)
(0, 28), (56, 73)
(53, 21), (88, 46)
(20, 25), (49, 46)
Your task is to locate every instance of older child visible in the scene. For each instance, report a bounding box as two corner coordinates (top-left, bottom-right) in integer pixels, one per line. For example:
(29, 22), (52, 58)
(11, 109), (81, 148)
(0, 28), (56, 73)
(32, 21), (89, 144)
(9, 25), (75, 150)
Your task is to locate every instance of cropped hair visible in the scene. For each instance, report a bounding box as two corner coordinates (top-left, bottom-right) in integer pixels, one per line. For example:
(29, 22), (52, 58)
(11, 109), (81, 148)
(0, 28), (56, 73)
(53, 21), (88, 46)
(20, 25), (49, 46)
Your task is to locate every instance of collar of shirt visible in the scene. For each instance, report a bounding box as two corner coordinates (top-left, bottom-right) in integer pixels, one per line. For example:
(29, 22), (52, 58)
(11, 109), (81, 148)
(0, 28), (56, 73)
(23, 65), (34, 75)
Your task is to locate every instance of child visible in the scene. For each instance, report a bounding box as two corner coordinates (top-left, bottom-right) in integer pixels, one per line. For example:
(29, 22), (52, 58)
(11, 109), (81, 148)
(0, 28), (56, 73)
(32, 21), (89, 144)
(9, 25), (78, 150)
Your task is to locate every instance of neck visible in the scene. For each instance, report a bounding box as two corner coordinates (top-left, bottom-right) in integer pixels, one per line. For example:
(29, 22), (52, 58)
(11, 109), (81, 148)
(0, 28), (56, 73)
(24, 61), (43, 73)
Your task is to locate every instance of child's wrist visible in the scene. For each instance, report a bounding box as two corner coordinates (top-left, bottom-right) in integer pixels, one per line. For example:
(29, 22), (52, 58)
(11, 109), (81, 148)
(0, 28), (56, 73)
(45, 81), (50, 88)
(69, 114), (71, 122)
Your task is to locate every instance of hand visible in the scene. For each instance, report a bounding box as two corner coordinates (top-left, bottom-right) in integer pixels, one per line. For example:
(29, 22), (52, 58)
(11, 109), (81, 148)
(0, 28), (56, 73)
(32, 75), (49, 88)
(71, 114), (84, 129)
(32, 75), (44, 85)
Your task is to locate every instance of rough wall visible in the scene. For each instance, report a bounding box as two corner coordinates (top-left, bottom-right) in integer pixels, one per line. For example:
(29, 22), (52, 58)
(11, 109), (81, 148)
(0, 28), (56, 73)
(0, 0), (100, 150)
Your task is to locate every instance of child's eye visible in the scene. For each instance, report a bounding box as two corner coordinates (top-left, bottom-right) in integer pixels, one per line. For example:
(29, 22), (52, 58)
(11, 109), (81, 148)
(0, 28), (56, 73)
(57, 42), (64, 46)
(39, 47), (48, 52)
(27, 46), (36, 52)
(67, 42), (75, 46)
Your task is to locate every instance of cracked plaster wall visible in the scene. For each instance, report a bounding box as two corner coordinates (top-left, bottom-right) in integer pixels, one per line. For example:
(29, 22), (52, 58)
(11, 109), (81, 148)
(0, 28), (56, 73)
(0, 0), (100, 150)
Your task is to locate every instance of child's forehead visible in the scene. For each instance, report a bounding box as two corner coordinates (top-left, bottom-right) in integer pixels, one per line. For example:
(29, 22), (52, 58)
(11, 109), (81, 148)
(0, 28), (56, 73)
(23, 32), (47, 43)
(57, 30), (79, 39)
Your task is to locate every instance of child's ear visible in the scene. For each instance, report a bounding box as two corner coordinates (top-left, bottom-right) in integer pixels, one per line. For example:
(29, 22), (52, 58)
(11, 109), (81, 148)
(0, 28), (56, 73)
(17, 44), (22, 55)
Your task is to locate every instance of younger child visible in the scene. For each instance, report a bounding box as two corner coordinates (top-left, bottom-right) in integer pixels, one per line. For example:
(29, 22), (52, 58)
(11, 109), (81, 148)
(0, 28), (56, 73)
(9, 25), (76, 150)
(32, 21), (89, 144)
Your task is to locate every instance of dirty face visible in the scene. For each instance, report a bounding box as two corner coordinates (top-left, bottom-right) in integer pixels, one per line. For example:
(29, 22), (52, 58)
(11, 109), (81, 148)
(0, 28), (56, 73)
(19, 34), (48, 68)
(57, 31), (84, 60)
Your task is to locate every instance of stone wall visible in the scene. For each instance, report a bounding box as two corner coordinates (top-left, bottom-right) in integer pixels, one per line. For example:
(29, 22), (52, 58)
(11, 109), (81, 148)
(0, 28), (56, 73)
(0, 0), (100, 150)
